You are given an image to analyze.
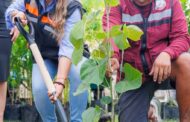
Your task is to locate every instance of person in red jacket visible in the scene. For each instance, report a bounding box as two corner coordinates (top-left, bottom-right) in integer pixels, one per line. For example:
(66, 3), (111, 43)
(103, 0), (190, 121)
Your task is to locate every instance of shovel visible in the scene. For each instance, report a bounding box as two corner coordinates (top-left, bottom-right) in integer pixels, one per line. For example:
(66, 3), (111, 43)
(14, 17), (68, 122)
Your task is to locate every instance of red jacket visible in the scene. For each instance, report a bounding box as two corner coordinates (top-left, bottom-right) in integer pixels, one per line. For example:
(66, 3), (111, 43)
(103, 0), (190, 80)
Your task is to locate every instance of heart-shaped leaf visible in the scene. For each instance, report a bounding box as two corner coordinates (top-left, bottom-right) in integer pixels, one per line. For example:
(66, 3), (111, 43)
(115, 63), (142, 93)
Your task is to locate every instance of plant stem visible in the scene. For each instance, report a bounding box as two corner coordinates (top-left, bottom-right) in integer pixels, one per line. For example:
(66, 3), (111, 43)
(104, 77), (111, 89)
(111, 70), (118, 122)
(105, 3), (111, 64)
(97, 85), (100, 100)
(119, 50), (124, 80)
(111, 77), (115, 122)
(104, 1), (115, 122)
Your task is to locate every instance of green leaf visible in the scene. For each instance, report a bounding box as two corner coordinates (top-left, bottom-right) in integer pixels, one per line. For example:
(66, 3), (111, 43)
(80, 59), (107, 85)
(110, 25), (122, 37)
(91, 49), (106, 60)
(113, 33), (130, 50)
(115, 63), (142, 93)
(72, 41), (84, 65)
(110, 25), (131, 50)
(86, 10), (101, 23)
(82, 106), (102, 122)
(180, 0), (187, 4)
(95, 32), (106, 39)
(100, 96), (112, 105)
(125, 25), (144, 41)
(73, 82), (90, 96)
(105, 0), (119, 7)
(70, 21), (85, 49)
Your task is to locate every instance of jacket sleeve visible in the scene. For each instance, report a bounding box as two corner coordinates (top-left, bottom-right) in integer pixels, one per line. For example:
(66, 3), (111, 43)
(163, 0), (190, 60)
(5, 0), (25, 29)
(58, 8), (81, 59)
(102, 5), (122, 61)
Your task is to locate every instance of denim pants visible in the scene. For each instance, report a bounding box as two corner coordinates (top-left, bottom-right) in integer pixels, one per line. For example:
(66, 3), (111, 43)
(32, 57), (88, 122)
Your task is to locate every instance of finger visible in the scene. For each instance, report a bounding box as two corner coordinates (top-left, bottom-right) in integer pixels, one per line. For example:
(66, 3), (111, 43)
(54, 84), (64, 100)
(151, 115), (157, 121)
(115, 60), (120, 70)
(112, 64), (119, 71)
(11, 27), (17, 41)
(111, 59), (115, 66)
(47, 92), (55, 99)
(106, 71), (111, 77)
(12, 30), (19, 42)
(163, 66), (169, 81)
(21, 19), (27, 25)
(111, 58), (119, 70)
(149, 64), (154, 76)
(149, 114), (155, 120)
(49, 95), (54, 101)
(106, 66), (112, 72)
(11, 33), (17, 42)
(158, 67), (164, 83)
(48, 92), (53, 97)
(148, 112), (154, 120)
(148, 111), (153, 119)
(168, 65), (171, 78)
(54, 94), (58, 101)
(153, 66), (159, 82)
(10, 28), (14, 35)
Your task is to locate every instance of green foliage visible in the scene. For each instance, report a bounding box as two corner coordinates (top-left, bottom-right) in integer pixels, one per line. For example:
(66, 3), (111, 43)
(181, 0), (190, 32)
(71, 17), (143, 96)
(71, 0), (144, 121)
(125, 25), (144, 41)
(91, 48), (106, 60)
(111, 25), (131, 50)
(72, 41), (84, 65)
(115, 63), (142, 93)
(70, 21), (85, 65)
(82, 106), (102, 122)
(8, 35), (32, 89)
(100, 96), (112, 105)
(105, 0), (119, 7)
(110, 25), (143, 50)
(80, 59), (107, 85)
(74, 82), (90, 96)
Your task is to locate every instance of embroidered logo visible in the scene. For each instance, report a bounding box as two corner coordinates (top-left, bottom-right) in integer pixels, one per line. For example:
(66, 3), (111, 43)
(155, 0), (166, 10)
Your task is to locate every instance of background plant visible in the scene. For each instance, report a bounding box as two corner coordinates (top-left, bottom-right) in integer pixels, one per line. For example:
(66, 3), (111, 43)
(181, 0), (190, 32)
(8, 35), (32, 104)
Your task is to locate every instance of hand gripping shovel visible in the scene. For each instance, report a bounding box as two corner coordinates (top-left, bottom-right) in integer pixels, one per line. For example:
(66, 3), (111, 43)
(14, 17), (68, 122)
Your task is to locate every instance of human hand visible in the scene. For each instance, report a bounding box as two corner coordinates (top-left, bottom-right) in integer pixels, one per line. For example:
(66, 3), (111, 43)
(12, 11), (27, 25)
(10, 26), (20, 42)
(10, 11), (27, 42)
(148, 105), (157, 122)
(106, 58), (119, 77)
(149, 52), (171, 84)
(48, 82), (64, 103)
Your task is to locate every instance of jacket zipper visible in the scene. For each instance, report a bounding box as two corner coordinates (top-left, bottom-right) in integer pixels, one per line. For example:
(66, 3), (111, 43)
(140, 18), (149, 75)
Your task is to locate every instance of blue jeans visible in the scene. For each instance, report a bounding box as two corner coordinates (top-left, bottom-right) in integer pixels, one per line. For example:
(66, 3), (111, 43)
(32, 58), (88, 122)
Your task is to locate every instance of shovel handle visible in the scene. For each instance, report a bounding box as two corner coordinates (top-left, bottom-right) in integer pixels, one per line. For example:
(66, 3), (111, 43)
(55, 100), (68, 122)
(15, 17), (68, 122)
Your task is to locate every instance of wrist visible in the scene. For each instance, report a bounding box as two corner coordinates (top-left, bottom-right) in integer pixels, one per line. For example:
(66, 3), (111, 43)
(54, 77), (66, 88)
(54, 76), (67, 84)
(53, 81), (65, 88)
(162, 52), (171, 59)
